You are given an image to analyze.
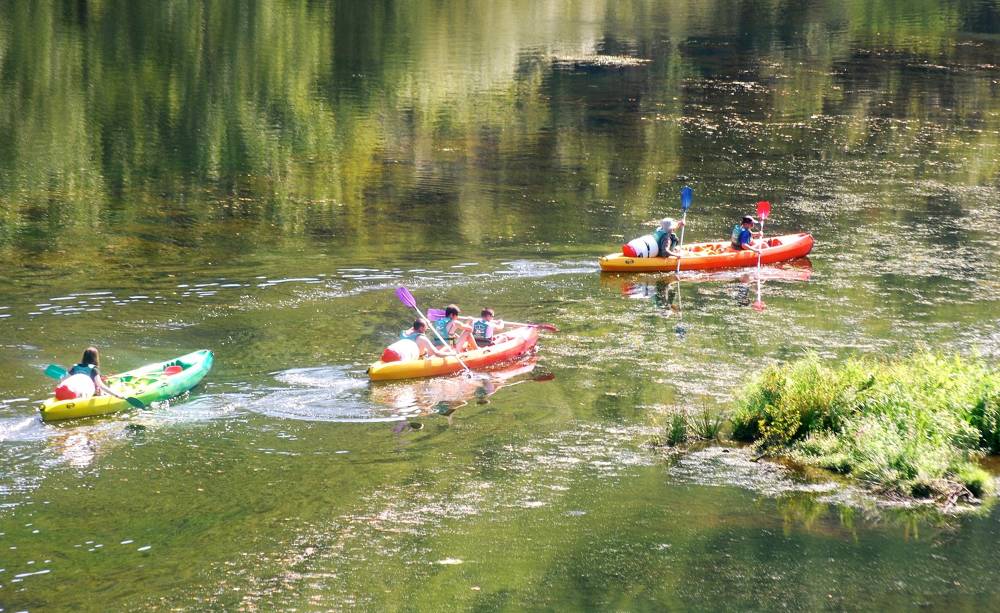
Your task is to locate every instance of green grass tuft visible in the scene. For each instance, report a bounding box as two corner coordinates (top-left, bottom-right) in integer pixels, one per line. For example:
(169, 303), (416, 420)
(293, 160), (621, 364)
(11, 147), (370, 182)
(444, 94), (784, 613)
(731, 353), (999, 500)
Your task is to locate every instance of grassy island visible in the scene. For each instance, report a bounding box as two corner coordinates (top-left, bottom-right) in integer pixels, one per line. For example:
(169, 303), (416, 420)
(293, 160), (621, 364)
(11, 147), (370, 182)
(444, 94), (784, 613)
(730, 353), (1000, 503)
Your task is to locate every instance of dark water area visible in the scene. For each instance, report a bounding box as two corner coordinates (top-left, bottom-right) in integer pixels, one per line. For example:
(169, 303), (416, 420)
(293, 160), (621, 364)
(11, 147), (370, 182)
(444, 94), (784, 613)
(1, 0), (1000, 609)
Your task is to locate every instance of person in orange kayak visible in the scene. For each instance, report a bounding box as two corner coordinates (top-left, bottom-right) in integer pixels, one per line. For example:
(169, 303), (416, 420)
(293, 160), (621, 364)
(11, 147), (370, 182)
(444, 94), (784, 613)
(431, 305), (475, 352)
(656, 218), (685, 258)
(472, 308), (506, 347)
(401, 320), (451, 357)
(730, 215), (761, 251)
(54, 347), (126, 401)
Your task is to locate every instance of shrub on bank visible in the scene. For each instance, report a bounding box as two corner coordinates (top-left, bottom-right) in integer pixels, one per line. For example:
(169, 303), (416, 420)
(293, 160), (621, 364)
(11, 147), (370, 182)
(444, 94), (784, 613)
(731, 353), (999, 500)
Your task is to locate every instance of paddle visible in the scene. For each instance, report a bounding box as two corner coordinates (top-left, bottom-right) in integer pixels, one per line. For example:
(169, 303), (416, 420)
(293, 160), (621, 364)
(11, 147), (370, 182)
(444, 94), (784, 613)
(427, 309), (559, 332)
(675, 186), (692, 275)
(41, 363), (146, 408)
(753, 200), (771, 311)
(395, 287), (476, 377)
(43, 363), (67, 380)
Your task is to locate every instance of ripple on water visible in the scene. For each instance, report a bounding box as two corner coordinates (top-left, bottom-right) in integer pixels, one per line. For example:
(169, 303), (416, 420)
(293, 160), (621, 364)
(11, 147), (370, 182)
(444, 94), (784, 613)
(250, 367), (390, 422)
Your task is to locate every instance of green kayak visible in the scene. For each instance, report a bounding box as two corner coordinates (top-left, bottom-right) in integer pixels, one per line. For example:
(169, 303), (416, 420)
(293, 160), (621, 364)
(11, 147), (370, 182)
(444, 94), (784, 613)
(40, 349), (214, 422)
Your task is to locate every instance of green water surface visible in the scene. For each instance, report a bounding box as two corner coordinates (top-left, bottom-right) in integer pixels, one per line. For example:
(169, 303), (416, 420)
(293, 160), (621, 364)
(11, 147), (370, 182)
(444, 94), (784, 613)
(2, 0), (1000, 610)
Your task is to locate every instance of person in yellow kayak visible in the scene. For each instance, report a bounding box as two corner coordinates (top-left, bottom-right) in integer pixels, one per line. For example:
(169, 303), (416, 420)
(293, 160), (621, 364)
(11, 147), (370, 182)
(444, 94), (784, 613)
(400, 320), (451, 358)
(472, 308), (506, 347)
(432, 305), (475, 352)
(54, 347), (126, 401)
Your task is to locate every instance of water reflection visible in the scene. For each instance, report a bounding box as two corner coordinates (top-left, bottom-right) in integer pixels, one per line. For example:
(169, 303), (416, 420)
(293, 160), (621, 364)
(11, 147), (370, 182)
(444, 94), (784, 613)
(600, 260), (813, 311)
(370, 358), (551, 424)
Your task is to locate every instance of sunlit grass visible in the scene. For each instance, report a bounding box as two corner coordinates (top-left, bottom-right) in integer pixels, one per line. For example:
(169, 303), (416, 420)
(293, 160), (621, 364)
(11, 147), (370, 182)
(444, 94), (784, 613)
(731, 353), (1000, 501)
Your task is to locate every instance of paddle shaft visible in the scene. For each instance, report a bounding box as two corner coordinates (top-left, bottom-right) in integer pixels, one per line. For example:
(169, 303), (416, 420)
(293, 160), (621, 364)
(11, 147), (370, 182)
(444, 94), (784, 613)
(454, 315), (557, 332)
(674, 210), (688, 275)
(755, 217), (766, 306)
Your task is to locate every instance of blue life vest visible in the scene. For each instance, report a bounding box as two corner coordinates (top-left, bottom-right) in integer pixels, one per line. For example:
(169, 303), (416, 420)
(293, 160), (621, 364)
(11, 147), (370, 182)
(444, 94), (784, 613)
(732, 224), (751, 249)
(68, 363), (98, 379)
(432, 318), (454, 346)
(400, 330), (422, 342)
(472, 319), (492, 340)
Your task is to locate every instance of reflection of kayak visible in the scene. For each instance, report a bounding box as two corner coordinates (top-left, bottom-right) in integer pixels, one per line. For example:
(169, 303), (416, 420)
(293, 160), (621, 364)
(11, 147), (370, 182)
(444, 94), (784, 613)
(368, 327), (539, 381)
(600, 259), (814, 296)
(599, 233), (814, 272)
(369, 359), (539, 413)
(39, 350), (214, 422)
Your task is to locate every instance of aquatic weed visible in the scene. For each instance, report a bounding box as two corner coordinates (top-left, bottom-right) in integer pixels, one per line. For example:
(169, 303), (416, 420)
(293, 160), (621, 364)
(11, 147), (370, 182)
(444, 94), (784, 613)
(690, 405), (725, 441)
(731, 352), (1000, 501)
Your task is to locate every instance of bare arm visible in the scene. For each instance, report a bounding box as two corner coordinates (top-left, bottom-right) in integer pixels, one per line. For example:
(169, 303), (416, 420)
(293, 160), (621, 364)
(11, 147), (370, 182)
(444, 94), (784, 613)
(96, 376), (126, 399)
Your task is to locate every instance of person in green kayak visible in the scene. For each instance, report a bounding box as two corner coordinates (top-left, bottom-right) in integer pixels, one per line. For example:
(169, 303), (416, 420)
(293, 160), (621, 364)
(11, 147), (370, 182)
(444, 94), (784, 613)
(655, 218), (685, 258)
(54, 347), (126, 401)
(731, 215), (761, 251)
(472, 308), (506, 347)
(431, 305), (476, 352)
(401, 320), (451, 358)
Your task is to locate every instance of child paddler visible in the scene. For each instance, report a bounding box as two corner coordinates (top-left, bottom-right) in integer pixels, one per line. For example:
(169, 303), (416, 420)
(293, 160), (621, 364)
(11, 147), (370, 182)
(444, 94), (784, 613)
(54, 347), (127, 401)
(431, 305), (476, 352)
(655, 218), (684, 258)
(472, 308), (506, 347)
(401, 320), (450, 358)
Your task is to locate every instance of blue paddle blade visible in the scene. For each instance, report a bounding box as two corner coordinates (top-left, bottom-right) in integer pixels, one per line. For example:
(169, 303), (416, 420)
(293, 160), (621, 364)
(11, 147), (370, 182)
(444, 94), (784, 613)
(427, 308), (446, 320)
(681, 186), (693, 211)
(43, 363), (67, 380)
(395, 286), (417, 309)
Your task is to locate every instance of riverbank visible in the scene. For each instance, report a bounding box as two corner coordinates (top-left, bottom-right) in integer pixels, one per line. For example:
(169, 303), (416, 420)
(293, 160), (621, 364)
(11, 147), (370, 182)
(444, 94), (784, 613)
(729, 353), (999, 505)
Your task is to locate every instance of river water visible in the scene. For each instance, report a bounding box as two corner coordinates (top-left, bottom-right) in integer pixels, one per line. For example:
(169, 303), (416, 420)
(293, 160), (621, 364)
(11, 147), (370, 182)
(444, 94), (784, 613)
(2, 0), (1000, 610)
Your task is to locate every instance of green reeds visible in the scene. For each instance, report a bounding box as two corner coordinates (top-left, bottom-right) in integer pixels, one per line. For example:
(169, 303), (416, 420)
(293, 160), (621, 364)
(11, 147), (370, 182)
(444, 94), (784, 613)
(731, 353), (999, 500)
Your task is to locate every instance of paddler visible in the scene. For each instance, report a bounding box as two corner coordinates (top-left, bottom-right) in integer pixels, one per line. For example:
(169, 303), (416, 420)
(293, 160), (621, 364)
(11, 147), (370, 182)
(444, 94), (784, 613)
(655, 218), (685, 258)
(432, 305), (476, 352)
(472, 308), (506, 347)
(54, 347), (127, 401)
(401, 320), (451, 358)
(731, 215), (761, 251)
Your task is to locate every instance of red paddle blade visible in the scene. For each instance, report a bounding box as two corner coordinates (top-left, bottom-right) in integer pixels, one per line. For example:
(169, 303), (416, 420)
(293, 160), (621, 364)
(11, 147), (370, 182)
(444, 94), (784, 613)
(752, 300), (766, 311)
(395, 286), (417, 309)
(536, 324), (559, 332)
(756, 200), (771, 220)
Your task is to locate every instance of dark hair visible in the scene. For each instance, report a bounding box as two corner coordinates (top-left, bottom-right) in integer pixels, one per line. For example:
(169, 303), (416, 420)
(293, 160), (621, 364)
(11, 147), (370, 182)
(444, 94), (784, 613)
(445, 304), (460, 318)
(413, 320), (426, 332)
(742, 216), (754, 225)
(481, 308), (494, 318)
(82, 346), (100, 367)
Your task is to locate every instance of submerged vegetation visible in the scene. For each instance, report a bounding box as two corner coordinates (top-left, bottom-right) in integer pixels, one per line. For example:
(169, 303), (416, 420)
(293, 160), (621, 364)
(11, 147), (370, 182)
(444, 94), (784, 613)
(730, 353), (1000, 504)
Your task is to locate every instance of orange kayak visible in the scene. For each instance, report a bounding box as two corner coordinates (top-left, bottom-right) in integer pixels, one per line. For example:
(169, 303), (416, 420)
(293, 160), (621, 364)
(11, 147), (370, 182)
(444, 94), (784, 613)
(368, 326), (539, 381)
(599, 232), (814, 272)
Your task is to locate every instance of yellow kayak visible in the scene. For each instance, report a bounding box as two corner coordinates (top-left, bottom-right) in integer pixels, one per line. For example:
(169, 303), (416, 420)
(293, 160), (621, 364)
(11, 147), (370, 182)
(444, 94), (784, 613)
(368, 327), (538, 381)
(39, 350), (213, 422)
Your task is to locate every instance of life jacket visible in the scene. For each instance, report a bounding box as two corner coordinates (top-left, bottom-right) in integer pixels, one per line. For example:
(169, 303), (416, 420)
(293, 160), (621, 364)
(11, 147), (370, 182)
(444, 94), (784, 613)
(400, 330), (422, 341)
(472, 318), (493, 341)
(68, 363), (98, 378)
(432, 317), (454, 346)
(731, 224), (744, 249)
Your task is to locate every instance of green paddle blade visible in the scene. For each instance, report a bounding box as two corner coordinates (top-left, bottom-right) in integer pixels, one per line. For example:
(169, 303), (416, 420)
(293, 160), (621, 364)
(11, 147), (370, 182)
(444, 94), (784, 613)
(43, 363), (67, 380)
(125, 397), (146, 409)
